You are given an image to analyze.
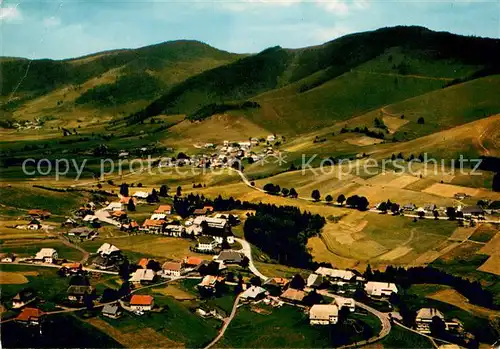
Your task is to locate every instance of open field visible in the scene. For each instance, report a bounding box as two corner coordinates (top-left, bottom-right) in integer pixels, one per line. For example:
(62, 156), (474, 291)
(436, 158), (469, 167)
(0, 271), (32, 284)
(478, 232), (500, 256)
(469, 224), (498, 243)
(478, 255), (500, 276)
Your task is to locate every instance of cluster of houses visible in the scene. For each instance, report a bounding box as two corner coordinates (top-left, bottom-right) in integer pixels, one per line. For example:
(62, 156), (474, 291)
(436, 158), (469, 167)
(158, 135), (281, 169)
(378, 201), (489, 220)
(1, 248), (60, 265)
(13, 209), (52, 231)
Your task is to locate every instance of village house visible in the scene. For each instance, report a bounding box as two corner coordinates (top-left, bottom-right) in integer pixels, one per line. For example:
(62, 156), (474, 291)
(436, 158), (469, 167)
(214, 250), (244, 265)
(461, 205), (484, 218)
(121, 220), (139, 232)
(110, 210), (128, 222)
(309, 304), (339, 325)
(280, 288), (306, 304)
(164, 224), (185, 237)
(102, 303), (122, 319)
(92, 255), (117, 270)
(129, 295), (154, 312)
(155, 205), (172, 215)
(198, 275), (225, 292)
(62, 218), (78, 227)
(241, 286), (267, 302)
(184, 256), (205, 268)
(1, 253), (16, 263)
(365, 281), (398, 298)
(332, 295), (356, 312)
(150, 213), (167, 220)
(141, 219), (166, 234)
(416, 308), (446, 334)
(196, 236), (218, 252)
(68, 227), (96, 240)
(12, 288), (36, 308)
(133, 191), (149, 199)
(306, 273), (326, 289)
(34, 248), (58, 264)
(67, 285), (94, 303)
(83, 215), (100, 224)
(61, 262), (83, 274)
(193, 216), (234, 244)
(28, 209), (51, 219)
(161, 261), (185, 277)
(16, 307), (44, 326)
(129, 268), (156, 285)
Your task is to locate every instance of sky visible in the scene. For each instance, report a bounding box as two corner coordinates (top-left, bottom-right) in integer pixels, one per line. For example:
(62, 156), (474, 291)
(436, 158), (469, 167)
(1, 0), (499, 60)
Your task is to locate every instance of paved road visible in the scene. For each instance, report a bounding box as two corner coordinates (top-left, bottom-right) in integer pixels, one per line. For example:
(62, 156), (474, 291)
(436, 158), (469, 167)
(234, 238), (268, 281)
(204, 294), (242, 349)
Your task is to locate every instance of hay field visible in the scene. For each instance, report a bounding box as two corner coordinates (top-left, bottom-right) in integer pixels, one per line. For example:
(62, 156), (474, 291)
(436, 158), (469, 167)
(478, 233), (500, 256)
(477, 255), (500, 276)
(0, 271), (30, 284)
(428, 288), (500, 319)
(344, 136), (384, 146)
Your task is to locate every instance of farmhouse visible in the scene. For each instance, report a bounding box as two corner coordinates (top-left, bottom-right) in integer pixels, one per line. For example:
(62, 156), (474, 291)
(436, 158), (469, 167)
(164, 224), (185, 237)
(129, 295), (154, 312)
(416, 308), (445, 334)
(161, 261), (185, 277)
(133, 191), (149, 199)
(83, 215), (100, 224)
(196, 236), (218, 252)
(28, 209), (51, 219)
(365, 281), (398, 297)
(67, 285), (94, 303)
(461, 205), (484, 218)
(241, 286), (267, 301)
(193, 216), (234, 244)
(315, 267), (357, 282)
(62, 218), (78, 227)
(142, 219), (166, 234)
(105, 202), (124, 211)
(306, 274), (325, 289)
(280, 288), (306, 303)
(198, 275), (224, 291)
(92, 255), (117, 270)
(68, 227), (96, 240)
(129, 269), (156, 284)
(16, 307), (44, 326)
(309, 304), (339, 325)
(12, 288), (36, 308)
(61, 262), (83, 274)
(34, 248), (58, 264)
(184, 256), (205, 267)
(155, 205), (172, 215)
(214, 250), (244, 264)
(102, 303), (122, 319)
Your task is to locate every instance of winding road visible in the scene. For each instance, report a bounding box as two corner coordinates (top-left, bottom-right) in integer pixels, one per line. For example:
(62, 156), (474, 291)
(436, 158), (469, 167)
(234, 238), (268, 281)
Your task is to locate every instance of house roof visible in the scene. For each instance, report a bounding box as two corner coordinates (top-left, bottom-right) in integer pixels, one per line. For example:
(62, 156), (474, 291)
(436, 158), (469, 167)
(111, 210), (127, 217)
(138, 258), (150, 268)
(416, 308), (445, 321)
(241, 286), (267, 299)
(155, 205), (172, 213)
(185, 257), (204, 266)
(280, 288), (306, 302)
(162, 261), (183, 271)
(132, 191), (149, 199)
(462, 205), (484, 214)
(198, 275), (223, 287)
(35, 248), (57, 259)
(365, 281), (398, 294)
(97, 243), (120, 255)
(193, 208), (208, 215)
(83, 215), (99, 222)
(309, 304), (338, 320)
(102, 303), (120, 315)
(265, 277), (289, 287)
(129, 269), (156, 282)
(216, 251), (243, 263)
(332, 295), (355, 308)
(315, 267), (355, 280)
(198, 236), (216, 244)
(62, 262), (82, 269)
(67, 285), (93, 295)
(130, 295), (154, 306)
(143, 219), (166, 227)
(120, 197), (136, 204)
(16, 307), (44, 322)
(28, 209), (50, 216)
(306, 274), (324, 288)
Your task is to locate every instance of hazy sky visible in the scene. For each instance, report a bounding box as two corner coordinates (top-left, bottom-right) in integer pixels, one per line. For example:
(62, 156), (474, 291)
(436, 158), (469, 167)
(1, 0), (499, 59)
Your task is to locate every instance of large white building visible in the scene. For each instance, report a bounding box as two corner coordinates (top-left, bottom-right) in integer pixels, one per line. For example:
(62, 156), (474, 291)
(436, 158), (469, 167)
(34, 248), (58, 264)
(364, 281), (398, 297)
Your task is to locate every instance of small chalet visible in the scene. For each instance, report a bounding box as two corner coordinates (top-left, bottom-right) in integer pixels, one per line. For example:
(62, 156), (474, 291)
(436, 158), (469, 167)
(133, 191), (149, 199)
(129, 269), (156, 284)
(34, 248), (58, 264)
(61, 262), (83, 274)
(193, 216), (234, 244)
(215, 250), (244, 264)
(196, 236), (218, 252)
(280, 288), (306, 303)
(142, 219), (166, 234)
(155, 205), (172, 215)
(62, 218), (78, 227)
(129, 295), (154, 311)
(110, 210), (127, 221)
(68, 227), (96, 240)
(83, 215), (100, 224)
(16, 307), (44, 326)
(67, 285), (94, 303)
(12, 288), (36, 308)
(332, 295), (356, 312)
(365, 281), (398, 298)
(184, 256), (205, 267)
(161, 261), (185, 277)
(122, 220), (139, 232)
(102, 303), (122, 319)
(92, 255), (116, 270)
(198, 275), (224, 290)
(104, 202), (124, 211)
(28, 209), (51, 219)
(309, 304), (339, 325)
(241, 286), (267, 301)
(314, 267), (357, 283)
(416, 308), (445, 334)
